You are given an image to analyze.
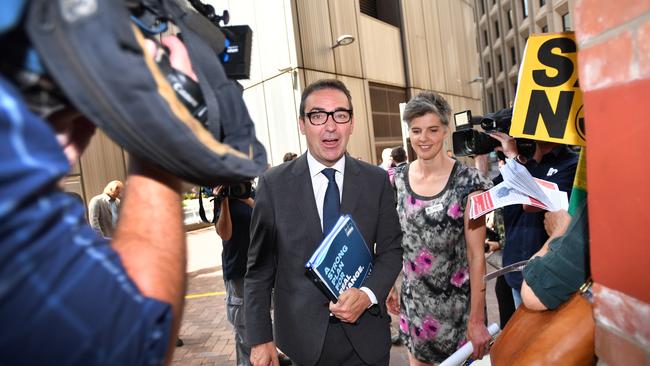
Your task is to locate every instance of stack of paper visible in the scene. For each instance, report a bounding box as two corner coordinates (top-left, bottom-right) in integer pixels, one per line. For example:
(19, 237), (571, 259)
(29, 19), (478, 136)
(469, 159), (568, 219)
(306, 215), (373, 302)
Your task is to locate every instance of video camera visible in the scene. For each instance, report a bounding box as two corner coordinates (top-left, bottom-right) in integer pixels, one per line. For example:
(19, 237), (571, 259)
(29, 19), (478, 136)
(220, 182), (253, 200)
(136, 0), (253, 126)
(4, 0), (268, 187)
(451, 108), (535, 158)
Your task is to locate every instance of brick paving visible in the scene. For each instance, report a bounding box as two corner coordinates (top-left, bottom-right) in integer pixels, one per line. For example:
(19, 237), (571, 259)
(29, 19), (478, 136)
(173, 228), (500, 365)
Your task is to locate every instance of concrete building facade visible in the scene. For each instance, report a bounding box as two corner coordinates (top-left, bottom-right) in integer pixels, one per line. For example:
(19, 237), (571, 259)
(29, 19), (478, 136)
(474, 0), (574, 112)
(66, 0), (483, 203)
(225, 0), (483, 166)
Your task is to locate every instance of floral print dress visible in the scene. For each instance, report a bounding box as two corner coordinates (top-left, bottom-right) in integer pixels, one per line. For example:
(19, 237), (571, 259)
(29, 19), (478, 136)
(393, 161), (492, 363)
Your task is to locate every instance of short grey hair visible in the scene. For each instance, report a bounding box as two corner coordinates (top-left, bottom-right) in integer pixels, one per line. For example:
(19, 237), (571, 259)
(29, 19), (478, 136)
(402, 91), (452, 126)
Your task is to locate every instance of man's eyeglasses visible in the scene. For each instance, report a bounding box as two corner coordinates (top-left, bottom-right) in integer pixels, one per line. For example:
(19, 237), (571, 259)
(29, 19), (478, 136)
(304, 110), (353, 125)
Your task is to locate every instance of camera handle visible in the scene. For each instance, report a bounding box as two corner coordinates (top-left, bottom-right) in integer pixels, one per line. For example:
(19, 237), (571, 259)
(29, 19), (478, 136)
(151, 41), (209, 126)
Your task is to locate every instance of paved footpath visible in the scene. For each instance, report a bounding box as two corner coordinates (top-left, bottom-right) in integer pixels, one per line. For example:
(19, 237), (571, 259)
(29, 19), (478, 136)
(173, 227), (499, 365)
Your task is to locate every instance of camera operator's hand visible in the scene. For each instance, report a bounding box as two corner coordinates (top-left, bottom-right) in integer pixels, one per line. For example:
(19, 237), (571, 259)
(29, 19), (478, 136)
(143, 36), (198, 82)
(488, 131), (518, 159)
(48, 107), (96, 167)
(213, 185), (226, 198)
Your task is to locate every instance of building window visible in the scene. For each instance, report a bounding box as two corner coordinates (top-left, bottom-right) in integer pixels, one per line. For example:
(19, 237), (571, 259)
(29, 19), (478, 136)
(487, 61), (492, 78)
(539, 0), (546, 7)
(480, 0), (485, 15)
(513, 82), (518, 95)
(483, 30), (489, 48)
(507, 9), (514, 29)
(368, 83), (407, 163)
(359, 0), (400, 27)
(500, 87), (507, 108)
(494, 20), (500, 38)
(498, 54), (503, 72)
(562, 12), (572, 31)
(541, 24), (548, 32)
(521, 0), (529, 18)
(510, 46), (517, 65)
(488, 92), (495, 111)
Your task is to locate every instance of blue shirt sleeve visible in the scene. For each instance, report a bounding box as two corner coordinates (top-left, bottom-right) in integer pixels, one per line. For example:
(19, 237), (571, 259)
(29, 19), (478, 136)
(0, 77), (172, 365)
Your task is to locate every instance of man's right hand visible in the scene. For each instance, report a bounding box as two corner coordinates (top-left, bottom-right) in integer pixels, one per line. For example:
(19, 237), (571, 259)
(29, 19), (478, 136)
(250, 342), (279, 366)
(488, 131), (519, 159)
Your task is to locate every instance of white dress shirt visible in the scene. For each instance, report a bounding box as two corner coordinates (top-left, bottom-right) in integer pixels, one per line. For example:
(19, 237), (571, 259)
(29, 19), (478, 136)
(305, 151), (377, 305)
(306, 152), (345, 231)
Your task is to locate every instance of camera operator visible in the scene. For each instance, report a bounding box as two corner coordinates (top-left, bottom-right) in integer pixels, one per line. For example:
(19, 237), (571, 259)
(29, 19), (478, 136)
(489, 131), (578, 308)
(214, 183), (255, 366)
(0, 6), (200, 364)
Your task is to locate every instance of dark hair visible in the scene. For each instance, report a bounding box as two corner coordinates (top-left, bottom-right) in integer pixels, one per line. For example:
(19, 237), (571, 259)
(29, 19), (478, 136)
(402, 90), (451, 126)
(283, 152), (298, 162)
(390, 146), (407, 163)
(299, 79), (352, 117)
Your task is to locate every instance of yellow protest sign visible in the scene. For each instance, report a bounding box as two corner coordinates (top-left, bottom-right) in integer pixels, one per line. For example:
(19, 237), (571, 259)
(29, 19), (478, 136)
(510, 32), (585, 146)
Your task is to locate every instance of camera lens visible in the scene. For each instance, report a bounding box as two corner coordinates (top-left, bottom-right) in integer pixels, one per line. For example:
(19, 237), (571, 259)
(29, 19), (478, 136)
(480, 117), (497, 131)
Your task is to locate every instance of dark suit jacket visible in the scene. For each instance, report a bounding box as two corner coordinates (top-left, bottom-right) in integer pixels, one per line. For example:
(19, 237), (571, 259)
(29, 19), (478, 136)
(245, 154), (403, 366)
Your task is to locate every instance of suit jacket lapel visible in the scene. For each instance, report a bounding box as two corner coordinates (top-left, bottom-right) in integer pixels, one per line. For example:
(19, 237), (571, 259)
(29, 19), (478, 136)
(290, 155), (323, 245)
(341, 155), (361, 216)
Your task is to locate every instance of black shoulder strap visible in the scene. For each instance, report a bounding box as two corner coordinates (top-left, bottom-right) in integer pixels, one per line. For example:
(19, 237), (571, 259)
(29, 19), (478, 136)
(198, 190), (216, 224)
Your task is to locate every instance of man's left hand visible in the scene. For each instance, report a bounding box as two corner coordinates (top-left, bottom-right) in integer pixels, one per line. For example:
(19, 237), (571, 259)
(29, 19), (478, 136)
(544, 209), (571, 239)
(329, 288), (371, 323)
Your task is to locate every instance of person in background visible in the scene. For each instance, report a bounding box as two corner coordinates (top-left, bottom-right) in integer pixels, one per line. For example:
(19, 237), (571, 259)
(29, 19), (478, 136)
(391, 146), (408, 168)
(282, 152), (298, 163)
(386, 91), (492, 365)
(489, 132), (578, 308)
(387, 146), (408, 189)
(245, 79), (403, 366)
(214, 183), (256, 366)
(379, 147), (393, 170)
(88, 180), (123, 238)
(484, 211), (516, 327)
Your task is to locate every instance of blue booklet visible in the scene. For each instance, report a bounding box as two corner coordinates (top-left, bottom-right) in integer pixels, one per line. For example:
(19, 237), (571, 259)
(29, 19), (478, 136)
(305, 215), (373, 303)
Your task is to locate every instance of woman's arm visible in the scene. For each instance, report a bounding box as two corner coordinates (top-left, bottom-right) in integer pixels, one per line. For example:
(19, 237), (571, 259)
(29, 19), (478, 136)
(464, 191), (491, 359)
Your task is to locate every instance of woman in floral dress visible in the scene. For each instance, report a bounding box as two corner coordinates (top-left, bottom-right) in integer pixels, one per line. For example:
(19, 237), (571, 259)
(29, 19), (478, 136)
(386, 91), (492, 365)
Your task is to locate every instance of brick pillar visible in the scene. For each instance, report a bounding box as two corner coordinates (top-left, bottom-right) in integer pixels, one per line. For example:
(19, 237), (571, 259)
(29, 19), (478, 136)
(574, 0), (650, 364)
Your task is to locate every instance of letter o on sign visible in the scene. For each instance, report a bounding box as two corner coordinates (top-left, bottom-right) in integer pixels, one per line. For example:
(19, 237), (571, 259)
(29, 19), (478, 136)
(575, 105), (585, 140)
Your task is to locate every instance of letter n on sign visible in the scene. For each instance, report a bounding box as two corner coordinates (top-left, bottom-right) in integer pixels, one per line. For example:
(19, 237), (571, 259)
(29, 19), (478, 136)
(510, 32), (585, 146)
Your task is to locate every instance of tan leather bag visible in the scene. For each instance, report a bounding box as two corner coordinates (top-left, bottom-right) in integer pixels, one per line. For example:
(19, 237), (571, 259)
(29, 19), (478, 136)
(490, 291), (596, 366)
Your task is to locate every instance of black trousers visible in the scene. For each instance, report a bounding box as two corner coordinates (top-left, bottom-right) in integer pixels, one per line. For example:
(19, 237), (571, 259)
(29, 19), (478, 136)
(496, 275), (516, 327)
(310, 320), (389, 366)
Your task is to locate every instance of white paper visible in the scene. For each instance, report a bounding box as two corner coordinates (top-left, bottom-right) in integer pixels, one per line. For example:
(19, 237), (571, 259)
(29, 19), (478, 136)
(439, 323), (500, 366)
(469, 159), (569, 219)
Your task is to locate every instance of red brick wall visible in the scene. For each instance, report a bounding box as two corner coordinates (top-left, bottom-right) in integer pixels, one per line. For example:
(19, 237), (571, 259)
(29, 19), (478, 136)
(574, 0), (650, 363)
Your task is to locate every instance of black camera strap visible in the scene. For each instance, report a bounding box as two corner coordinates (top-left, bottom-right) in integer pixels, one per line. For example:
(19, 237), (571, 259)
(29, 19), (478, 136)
(197, 190), (216, 224)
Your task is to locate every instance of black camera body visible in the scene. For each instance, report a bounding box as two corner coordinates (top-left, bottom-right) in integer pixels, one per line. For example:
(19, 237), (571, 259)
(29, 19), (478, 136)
(221, 182), (253, 200)
(451, 108), (536, 158)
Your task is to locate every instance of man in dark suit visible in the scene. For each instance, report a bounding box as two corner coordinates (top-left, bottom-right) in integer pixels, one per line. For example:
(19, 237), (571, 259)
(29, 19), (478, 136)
(245, 79), (403, 366)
